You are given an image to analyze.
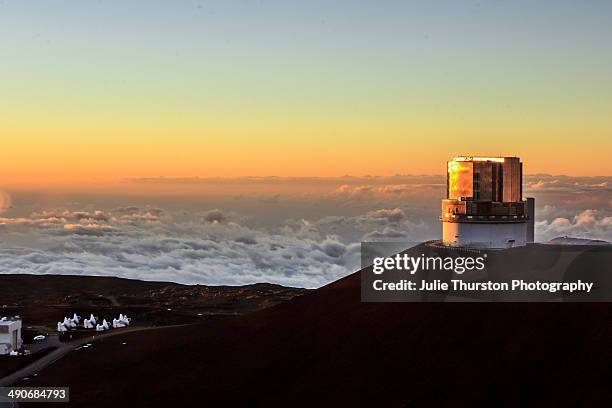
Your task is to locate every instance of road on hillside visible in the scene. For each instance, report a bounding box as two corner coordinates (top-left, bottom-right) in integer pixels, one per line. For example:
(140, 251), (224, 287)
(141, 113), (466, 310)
(0, 325), (184, 387)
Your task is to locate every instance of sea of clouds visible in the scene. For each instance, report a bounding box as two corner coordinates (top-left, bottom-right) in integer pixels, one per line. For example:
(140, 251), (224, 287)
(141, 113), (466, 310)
(0, 174), (610, 288)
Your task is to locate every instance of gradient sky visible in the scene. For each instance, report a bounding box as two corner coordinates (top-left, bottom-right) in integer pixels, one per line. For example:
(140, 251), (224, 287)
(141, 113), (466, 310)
(1, 0), (611, 186)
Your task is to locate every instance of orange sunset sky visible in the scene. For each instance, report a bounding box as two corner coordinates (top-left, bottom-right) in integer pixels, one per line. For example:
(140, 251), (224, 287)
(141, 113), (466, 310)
(1, 1), (611, 188)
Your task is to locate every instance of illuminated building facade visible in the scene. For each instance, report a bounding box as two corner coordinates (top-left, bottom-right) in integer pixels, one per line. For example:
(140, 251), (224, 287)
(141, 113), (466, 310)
(441, 156), (535, 248)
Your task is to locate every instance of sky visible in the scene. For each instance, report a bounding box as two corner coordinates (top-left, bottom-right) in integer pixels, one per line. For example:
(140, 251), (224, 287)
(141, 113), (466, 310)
(1, 0), (611, 187)
(0, 2), (611, 287)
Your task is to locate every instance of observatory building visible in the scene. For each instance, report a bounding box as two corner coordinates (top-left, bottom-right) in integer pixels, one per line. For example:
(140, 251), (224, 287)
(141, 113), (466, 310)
(441, 156), (535, 248)
(0, 317), (23, 355)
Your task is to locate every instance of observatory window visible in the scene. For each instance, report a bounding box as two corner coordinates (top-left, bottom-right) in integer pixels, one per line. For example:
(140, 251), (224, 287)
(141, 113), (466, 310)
(447, 161), (473, 200)
(473, 172), (480, 200)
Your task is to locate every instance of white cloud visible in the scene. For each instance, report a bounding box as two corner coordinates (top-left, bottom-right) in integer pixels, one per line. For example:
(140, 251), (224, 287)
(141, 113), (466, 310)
(536, 209), (612, 242)
(0, 206), (419, 288)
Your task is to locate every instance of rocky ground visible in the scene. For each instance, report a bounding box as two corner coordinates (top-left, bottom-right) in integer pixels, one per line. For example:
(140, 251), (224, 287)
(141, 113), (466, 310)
(0, 274), (307, 331)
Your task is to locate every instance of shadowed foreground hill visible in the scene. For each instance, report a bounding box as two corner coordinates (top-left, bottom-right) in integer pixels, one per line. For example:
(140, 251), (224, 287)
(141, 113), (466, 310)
(0, 274), (306, 328)
(20, 267), (612, 407)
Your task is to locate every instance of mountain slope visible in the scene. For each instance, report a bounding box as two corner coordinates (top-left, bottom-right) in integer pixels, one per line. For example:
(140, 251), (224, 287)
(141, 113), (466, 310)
(19, 246), (612, 406)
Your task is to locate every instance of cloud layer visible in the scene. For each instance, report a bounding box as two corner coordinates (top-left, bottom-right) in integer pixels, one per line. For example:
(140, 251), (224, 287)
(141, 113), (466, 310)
(0, 174), (610, 287)
(0, 205), (428, 288)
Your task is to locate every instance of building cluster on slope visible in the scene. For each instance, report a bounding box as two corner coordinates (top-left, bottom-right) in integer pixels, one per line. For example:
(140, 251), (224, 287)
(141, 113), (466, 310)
(57, 313), (131, 333)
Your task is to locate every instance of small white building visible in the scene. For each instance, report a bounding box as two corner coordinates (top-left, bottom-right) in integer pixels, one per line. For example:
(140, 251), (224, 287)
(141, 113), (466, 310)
(0, 317), (23, 355)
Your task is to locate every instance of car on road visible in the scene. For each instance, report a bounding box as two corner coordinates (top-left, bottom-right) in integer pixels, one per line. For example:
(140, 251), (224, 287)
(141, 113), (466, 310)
(33, 335), (46, 341)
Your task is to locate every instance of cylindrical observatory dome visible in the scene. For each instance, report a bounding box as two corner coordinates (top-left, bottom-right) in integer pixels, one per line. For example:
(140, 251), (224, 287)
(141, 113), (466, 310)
(441, 156), (535, 249)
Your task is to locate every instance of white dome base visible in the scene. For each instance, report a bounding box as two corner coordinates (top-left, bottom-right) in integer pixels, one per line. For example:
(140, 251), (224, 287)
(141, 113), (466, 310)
(442, 221), (527, 249)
